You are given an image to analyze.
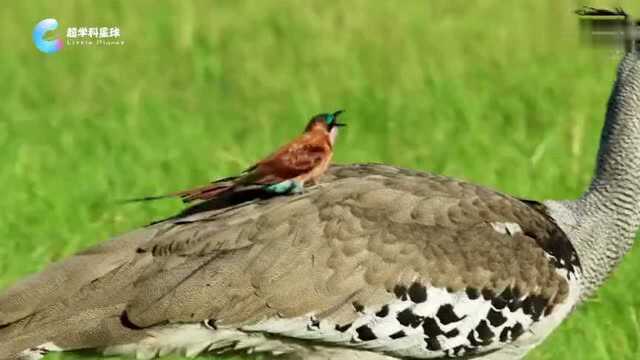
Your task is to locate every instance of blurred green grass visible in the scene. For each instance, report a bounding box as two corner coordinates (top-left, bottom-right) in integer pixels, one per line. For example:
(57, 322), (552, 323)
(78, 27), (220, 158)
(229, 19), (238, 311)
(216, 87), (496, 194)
(1, 0), (640, 359)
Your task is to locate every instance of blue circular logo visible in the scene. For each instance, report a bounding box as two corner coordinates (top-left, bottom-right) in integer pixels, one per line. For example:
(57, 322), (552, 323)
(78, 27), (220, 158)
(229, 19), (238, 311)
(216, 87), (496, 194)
(33, 18), (64, 54)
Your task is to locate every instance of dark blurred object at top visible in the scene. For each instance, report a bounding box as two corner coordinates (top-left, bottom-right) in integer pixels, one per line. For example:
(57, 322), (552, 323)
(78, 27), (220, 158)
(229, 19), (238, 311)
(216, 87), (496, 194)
(576, 7), (640, 53)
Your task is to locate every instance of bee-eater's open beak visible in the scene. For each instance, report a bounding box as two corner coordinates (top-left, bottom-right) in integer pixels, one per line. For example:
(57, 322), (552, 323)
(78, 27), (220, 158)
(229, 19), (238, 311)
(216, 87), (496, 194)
(333, 110), (346, 127)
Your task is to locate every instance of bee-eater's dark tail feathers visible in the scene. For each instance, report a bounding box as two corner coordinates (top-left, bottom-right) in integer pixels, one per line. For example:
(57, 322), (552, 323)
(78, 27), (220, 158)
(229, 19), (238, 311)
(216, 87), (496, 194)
(120, 176), (242, 205)
(177, 182), (236, 203)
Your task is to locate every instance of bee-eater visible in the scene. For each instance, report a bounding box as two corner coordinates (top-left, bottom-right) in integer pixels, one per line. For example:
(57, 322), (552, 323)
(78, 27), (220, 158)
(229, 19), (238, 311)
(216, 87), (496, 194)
(133, 110), (346, 203)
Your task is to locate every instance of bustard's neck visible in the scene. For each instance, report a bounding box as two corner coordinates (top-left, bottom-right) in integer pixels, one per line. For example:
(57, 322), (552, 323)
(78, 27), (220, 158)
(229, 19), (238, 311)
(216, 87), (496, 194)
(546, 53), (640, 300)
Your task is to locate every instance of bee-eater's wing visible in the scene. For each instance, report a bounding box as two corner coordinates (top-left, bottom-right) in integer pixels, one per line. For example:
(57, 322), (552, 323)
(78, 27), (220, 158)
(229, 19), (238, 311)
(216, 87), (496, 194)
(250, 141), (330, 185)
(174, 169), (272, 203)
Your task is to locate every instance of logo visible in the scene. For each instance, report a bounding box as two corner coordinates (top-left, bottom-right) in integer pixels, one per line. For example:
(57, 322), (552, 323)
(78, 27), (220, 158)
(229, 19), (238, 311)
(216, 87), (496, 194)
(33, 18), (64, 54)
(32, 18), (124, 54)
(65, 26), (123, 46)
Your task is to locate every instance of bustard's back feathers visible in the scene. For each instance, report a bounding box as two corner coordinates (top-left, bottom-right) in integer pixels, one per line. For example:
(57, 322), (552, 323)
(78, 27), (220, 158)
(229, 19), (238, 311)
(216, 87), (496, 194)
(0, 164), (580, 359)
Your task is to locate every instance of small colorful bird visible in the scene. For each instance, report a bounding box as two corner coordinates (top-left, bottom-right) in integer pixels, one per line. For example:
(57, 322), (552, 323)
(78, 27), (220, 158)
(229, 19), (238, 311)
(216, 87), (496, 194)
(133, 110), (346, 203)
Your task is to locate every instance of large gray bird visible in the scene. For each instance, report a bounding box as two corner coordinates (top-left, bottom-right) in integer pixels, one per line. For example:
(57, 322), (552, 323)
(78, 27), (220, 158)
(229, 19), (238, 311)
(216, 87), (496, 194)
(1, 53), (640, 360)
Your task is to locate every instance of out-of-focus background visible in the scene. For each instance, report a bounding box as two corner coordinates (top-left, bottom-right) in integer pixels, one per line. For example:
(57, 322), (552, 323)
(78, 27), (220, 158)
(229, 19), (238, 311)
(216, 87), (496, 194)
(1, 1), (639, 359)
